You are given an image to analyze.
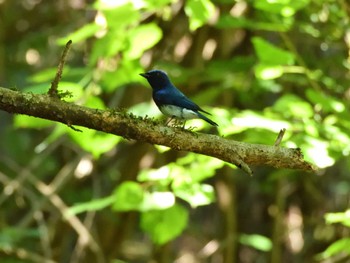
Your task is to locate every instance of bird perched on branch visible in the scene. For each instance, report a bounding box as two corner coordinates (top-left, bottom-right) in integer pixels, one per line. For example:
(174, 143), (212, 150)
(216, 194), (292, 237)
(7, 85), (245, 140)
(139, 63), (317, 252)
(140, 70), (218, 127)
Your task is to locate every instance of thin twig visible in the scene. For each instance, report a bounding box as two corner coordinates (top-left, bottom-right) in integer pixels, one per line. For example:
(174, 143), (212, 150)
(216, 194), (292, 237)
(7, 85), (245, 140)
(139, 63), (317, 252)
(274, 128), (286, 147)
(48, 40), (72, 98)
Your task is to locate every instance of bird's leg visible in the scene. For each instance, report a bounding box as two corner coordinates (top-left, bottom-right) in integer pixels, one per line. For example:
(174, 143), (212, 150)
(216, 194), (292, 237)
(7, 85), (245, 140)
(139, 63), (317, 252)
(165, 116), (175, 126)
(182, 120), (186, 129)
(173, 118), (185, 128)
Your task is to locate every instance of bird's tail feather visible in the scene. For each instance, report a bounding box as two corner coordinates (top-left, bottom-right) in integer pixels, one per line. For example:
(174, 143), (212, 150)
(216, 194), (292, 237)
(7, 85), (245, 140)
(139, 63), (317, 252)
(197, 112), (218, 126)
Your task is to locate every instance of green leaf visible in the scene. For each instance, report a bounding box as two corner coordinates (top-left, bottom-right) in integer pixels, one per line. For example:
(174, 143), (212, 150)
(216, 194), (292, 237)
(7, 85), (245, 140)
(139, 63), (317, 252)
(137, 166), (172, 183)
(140, 204), (188, 245)
(128, 101), (160, 119)
(84, 96), (106, 110)
(273, 94), (314, 118)
(102, 4), (140, 30)
(306, 89), (345, 113)
(185, 0), (215, 31)
(317, 238), (350, 259)
(216, 16), (290, 31)
(68, 127), (121, 158)
(14, 115), (53, 129)
(66, 195), (115, 216)
(173, 183), (215, 207)
(325, 210), (350, 227)
(89, 31), (126, 65)
(28, 68), (58, 83)
(57, 82), (84, 102)
(239, 234), (272, 252)
(174, 154), (223, 183)
(100, 60), (143, 91)
(22, 82), (84, 102)
(112, 181), (144, 211)
(301, 136), (334, 168)
(254, 63), (284, 79)
(140, 191), (175, 211)
(254, 0), (310, 17)
(323, 121), (350, 154)
(252, 37), (295, 65)
(230, 110), (291, 133)
(125, 23), (163, 59)
(144, 0), (175, 9)
(28, 67), (90, 83)
(22, 83), (50, 93)
(57, 23), (102, 45)
(88, 4), (141, 65)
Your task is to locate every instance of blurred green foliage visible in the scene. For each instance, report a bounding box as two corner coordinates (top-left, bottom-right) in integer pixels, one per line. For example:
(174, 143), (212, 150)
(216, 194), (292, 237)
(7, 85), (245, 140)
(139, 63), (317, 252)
(1, 0), (350, 262)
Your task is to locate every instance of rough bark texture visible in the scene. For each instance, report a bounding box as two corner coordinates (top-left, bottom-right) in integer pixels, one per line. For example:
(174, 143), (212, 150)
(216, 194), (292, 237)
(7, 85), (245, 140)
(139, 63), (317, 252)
(0, 87), (317, 175)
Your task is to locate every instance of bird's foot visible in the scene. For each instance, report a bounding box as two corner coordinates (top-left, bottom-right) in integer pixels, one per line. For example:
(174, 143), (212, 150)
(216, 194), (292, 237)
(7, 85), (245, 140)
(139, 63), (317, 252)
(185, 126), (196, 131)
(165, 116), (175, 126)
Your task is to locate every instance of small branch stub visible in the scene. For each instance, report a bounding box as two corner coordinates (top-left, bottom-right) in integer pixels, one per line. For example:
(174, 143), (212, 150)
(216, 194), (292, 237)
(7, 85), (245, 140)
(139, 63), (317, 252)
(274, 128), (286, 147)
(48, 40), (72, 98)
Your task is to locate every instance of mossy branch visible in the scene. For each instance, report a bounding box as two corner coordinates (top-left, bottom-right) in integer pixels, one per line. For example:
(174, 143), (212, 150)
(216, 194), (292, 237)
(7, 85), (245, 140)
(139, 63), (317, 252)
(0, 87), (317, 175)
(0, 41), (317, 175)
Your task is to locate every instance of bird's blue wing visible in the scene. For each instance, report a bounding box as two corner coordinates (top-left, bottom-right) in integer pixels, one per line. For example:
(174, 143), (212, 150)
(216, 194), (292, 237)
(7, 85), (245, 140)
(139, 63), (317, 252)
(153, 85), (210, 114)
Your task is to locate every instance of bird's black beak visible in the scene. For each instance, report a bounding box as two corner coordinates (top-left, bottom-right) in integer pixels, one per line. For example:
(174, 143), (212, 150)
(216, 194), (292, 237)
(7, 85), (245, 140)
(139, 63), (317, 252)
(139, 73), (149, 78)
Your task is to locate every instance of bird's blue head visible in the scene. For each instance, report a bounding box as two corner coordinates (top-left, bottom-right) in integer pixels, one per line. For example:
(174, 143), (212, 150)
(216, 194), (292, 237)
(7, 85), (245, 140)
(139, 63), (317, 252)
(140, 70), (172, 90)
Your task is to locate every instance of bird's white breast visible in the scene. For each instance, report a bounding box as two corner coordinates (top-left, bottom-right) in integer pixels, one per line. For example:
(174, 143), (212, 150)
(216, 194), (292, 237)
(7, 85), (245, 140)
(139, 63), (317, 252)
(159, 105), (199, 120)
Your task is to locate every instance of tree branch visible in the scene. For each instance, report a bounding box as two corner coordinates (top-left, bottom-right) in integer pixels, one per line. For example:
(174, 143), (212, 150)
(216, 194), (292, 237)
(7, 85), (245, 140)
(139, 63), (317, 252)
(0, 87), (317, 175)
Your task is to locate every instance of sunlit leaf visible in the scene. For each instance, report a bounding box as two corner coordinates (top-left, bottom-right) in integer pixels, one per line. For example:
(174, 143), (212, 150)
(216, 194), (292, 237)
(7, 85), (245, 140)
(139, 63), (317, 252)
(125, 23), (163, 59)
(174, 154), (224, 183)
(57, 24), (102, 45)
(100, 60), (143, 91)
(89, 31), (125, 65)
(273, 94), (314, 118)
(112, 181), (144, 211)
(301, 137), (334, 168)
(306, 89), (345, 113)
(68, 127), (121, 158)
(216, 16), (290, 31)
(317, 238), (350, 259)
(28, 67), (90, 83)
(137, 166), (172, 183)
(103, 4), (140, 30)
(185, 0), (215, 31)
(140, 204), (188, 244)
(84, 96), (106, 110)
(22, 83), (50, 93)
(28, 68), (58, 83)
(128, 101), (160, 118)
(22, 82), (84, 102)
(325, 210), (350, 227)
(14, 115), (53, 129)
(143, 0), (175, 9)
(57, 82), (84, 102)
(140, 191), (175, 211)
(254, 0), (310, 17)
(231, 110), (290, 132)
(252, 37), (295, 65)
(255, 63), (284, 79)
(94, 0), (131, 10)
(173, 183), (215, 207)
(239, 234), (272, 251)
